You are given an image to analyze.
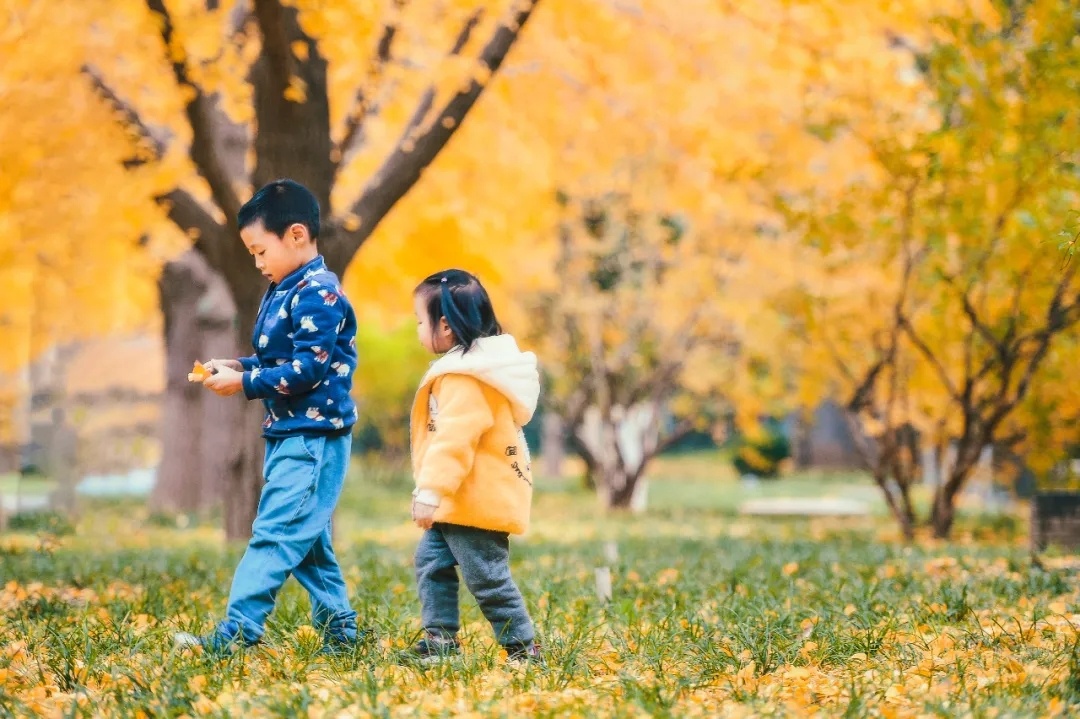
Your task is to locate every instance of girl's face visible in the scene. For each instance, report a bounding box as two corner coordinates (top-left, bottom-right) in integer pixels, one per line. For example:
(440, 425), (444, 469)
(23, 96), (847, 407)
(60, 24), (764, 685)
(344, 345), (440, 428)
(414, 293), (455, 354)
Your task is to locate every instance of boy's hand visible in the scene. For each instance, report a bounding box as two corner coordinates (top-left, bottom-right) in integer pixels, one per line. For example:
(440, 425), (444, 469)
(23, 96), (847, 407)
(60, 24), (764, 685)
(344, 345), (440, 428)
(203, 366), (245, 397)
(411, 499), (438, 530)
(206, 359), (243, 373)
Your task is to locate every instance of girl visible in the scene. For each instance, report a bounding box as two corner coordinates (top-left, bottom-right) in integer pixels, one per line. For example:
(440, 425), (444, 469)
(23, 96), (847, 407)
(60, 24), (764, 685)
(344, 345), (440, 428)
(406, 269), (542, 665)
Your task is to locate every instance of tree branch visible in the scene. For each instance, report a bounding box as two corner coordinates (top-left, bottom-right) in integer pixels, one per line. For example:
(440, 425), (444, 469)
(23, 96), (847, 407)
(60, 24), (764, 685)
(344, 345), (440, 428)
(331, 0), (541, 269)
(155, 189), (227, 263)
(899, 312), (961, 401)
(630, 304), (712, 407)
(942, 272), (1006, 361)
(1005, 272), (1080, 410)
(335, 7), (406, 168)
(82, 60), (227, 258)
(400, 10), (483, 140)
(652, 418), (697, 456)
(146, 0), (242, 222)
(251, 0), (294, 96)
(81, 65), (168, 163)
(568, 431), (599, 478)
(848, 178), (919, 415)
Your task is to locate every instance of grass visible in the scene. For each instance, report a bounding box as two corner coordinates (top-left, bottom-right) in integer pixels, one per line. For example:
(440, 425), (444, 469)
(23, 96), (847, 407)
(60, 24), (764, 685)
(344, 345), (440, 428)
(0, 474), (54, 496)
(0, 454), (1075, 717)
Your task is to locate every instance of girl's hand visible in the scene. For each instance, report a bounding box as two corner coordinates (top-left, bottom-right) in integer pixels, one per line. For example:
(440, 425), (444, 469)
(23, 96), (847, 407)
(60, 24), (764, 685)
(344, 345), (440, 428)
(203, 366), (245, 397)
(411, 499), (438, 530)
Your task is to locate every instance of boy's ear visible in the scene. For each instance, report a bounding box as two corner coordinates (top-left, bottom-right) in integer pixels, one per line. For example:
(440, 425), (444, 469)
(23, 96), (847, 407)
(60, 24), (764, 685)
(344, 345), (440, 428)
(288, 222), (310, 244)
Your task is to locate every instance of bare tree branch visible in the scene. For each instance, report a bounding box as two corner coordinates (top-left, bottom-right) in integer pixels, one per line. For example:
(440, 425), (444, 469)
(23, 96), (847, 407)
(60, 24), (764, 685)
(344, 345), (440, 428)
(146, 0), (242, 222)
(846, 356), (889, 414)
(332, 0), (541, 268)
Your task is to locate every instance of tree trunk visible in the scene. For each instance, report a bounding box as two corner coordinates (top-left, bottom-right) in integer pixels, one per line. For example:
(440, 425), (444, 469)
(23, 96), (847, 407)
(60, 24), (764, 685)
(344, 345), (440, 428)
(596, 467), (646, 510)
(196, 271), (240, 512)
(154, 250), (251, 527)
(930, 465), (971, 539)
(872, 470), (915, 542)
(152, 252), (212, 514)
(898, 480), (916, 529)
(570, 435), (596, 491)
(576, 402), (662, 509)
(45, 409), (79, 517)
(541, 412), (565, 479)
(930, 492), (956, 539)
(249, 5), (334, 210)
(929, 444), (983, 539)
(222, 278), (270, 541)
(225, 399), (266, 540)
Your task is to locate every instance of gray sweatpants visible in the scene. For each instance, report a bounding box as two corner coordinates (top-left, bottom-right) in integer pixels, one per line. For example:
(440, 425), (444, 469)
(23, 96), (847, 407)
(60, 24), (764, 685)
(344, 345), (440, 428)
(414, 522), (534, 648)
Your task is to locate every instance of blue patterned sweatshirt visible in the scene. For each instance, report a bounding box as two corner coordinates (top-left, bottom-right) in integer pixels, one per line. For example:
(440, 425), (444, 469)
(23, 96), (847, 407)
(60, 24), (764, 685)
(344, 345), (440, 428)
(238, 256), (358, 439)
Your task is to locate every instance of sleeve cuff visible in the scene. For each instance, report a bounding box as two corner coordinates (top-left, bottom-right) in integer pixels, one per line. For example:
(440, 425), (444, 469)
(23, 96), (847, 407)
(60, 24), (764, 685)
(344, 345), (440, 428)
(414, 489), (442, 507)
(239, 356), (259, 371)
(242, 371), (257, 400)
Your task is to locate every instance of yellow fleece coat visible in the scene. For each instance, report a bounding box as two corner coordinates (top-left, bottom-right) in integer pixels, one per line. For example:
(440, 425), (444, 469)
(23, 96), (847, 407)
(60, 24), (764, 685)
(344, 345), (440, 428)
(409, 335), (539, 535)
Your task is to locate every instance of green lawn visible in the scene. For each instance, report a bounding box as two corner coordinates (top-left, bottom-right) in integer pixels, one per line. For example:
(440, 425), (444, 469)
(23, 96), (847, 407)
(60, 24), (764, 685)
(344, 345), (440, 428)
(0, 473), (54, 496)
(0, 455), (1073, 717)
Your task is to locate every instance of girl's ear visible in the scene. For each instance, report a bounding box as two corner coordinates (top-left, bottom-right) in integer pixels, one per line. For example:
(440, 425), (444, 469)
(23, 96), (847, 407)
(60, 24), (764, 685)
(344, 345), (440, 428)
(438, 317), (452, 337)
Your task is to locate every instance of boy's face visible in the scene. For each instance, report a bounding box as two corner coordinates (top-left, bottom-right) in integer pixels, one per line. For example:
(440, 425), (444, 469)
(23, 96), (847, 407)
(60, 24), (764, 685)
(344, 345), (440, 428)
(413, 293), (455, 354)
(240, 219), (315, 284)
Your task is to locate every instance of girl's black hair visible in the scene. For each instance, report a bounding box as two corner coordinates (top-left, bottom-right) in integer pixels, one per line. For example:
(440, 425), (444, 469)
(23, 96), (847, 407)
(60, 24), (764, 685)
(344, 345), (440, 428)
(415, 269), (502, 353)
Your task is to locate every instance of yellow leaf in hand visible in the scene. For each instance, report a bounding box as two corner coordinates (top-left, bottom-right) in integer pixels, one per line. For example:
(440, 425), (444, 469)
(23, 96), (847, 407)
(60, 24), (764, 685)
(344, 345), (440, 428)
(188, 361), (211, 382)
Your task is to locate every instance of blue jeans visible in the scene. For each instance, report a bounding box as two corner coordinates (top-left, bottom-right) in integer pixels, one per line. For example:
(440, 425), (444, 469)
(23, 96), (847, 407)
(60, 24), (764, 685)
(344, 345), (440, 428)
(415, 523), (534, 648)
(223, 434), (357, 644)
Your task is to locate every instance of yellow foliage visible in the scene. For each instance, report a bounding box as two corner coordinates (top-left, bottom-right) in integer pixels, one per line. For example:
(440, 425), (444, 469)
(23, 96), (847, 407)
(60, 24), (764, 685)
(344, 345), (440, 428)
(763, 0), (1080, 485)
(0, 0), (167, 444)
(8, 0), (1077, 487)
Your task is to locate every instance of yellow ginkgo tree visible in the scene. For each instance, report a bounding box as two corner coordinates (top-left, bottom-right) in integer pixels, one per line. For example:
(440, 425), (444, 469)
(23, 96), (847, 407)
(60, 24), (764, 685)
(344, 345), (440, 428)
(83, 0), (541, 538)
(0, 0), (162, 469)
(782, 0), (1080, 539)
(526, 192), (740, 509)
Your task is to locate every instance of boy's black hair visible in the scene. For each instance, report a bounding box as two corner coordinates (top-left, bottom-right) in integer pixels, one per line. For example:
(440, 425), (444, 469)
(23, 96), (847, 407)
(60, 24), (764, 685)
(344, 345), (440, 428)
(238, 179), (320, 240)
(415, 269), (503, 353)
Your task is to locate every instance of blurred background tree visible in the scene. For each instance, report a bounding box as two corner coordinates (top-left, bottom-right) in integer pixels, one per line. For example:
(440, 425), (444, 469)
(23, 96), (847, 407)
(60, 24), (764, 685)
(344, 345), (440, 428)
(771, 0), (1080, 537)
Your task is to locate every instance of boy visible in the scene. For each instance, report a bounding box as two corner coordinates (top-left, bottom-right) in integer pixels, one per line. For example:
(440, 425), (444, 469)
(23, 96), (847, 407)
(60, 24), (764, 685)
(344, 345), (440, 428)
(175, 179), (364, 656)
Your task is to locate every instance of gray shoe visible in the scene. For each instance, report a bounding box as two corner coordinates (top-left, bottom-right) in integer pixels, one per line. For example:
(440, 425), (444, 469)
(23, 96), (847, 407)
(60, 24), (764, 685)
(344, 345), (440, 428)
(505, 641), (543, 667)
(400, 633), (461, 665)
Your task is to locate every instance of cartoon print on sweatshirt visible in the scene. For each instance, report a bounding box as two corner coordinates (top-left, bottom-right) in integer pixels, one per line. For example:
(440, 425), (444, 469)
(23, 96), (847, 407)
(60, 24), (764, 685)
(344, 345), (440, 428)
(239, 258), (359, 438)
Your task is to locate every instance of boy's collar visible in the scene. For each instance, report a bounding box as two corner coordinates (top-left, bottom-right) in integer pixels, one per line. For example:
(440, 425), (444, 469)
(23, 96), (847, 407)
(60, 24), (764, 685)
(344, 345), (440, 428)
(273, 255), (326, 290)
